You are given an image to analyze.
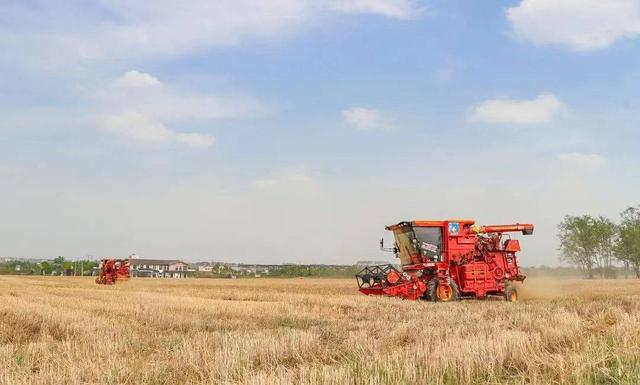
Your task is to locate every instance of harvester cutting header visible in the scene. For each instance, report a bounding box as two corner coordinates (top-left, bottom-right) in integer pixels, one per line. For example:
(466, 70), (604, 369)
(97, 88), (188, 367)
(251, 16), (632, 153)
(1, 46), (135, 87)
(356, 219), (533, 301)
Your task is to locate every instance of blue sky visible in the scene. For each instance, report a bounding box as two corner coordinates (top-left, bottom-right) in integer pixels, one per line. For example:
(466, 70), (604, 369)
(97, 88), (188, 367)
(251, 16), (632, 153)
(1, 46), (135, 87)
(1, 0), (639, 264)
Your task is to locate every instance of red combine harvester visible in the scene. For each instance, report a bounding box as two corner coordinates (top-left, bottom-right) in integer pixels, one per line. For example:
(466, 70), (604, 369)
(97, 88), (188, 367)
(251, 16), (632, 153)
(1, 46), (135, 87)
(356, 220), (533, 301)
(95, 258), (131, 285)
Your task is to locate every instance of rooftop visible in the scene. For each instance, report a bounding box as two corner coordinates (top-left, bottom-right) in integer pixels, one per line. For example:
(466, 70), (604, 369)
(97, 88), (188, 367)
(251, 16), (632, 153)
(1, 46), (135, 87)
(130, 258), (187, 265)
(386, 219), (475, 230)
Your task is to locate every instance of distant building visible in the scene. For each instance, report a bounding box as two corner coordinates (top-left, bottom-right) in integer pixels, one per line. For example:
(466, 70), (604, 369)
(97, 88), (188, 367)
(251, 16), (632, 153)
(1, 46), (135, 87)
(226, 263), (281, 275)
(130, 259), (190, 278)
(196, 262), (215, 272)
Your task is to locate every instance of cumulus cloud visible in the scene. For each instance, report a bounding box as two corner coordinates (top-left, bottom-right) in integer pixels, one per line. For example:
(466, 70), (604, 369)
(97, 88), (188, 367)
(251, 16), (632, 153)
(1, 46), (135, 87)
(558, 152), (607, 168)
(99, 72), (264, 122)
(100, 112), (174, 143)
(1, 0), (422, 67)
(342, 107), (387, 130)
(99, 111), (215, 147)
(507, 0), (640, 50)
(95, 70), (264, 147)
(326, 0), (422, 19)
(115, 71), (162, 88)
(470, 93), (563, 125)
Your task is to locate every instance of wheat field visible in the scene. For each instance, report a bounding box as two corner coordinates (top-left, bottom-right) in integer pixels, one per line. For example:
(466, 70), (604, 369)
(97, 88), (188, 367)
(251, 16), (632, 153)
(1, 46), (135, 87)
(1, 276), (639, 385)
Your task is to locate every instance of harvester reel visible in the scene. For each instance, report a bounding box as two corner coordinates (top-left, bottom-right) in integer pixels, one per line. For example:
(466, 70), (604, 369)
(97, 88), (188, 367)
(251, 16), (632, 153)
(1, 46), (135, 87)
(356, 264), (402, 289)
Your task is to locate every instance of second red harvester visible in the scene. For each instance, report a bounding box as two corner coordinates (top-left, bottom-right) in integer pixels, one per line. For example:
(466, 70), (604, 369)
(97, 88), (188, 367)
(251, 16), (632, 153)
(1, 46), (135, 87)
(96, 258), (131, 285)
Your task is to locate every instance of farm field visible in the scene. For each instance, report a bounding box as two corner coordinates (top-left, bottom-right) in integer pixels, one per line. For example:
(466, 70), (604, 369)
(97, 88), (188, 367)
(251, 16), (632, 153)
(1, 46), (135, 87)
(1, 276), (640, 385)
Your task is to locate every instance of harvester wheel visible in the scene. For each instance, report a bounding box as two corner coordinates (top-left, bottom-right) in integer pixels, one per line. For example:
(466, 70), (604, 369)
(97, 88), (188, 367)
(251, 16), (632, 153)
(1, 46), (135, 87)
(505, 285), (518, 302)
(426, 279), (437, 301)
(427, 279), (458, 302)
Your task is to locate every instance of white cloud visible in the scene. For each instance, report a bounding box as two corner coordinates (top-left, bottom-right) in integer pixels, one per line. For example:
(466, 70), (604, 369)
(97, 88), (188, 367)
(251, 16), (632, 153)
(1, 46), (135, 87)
(326, 0), (422, 19)
(101, 72), (264, 122)
(470, 93), (563, 125)
(342, 107), (387, 130)
(94, 70), (265, 147)
(100, 111), (173, 142)
(115, 71), (162, 88)
(175, 133), (215, 147)
(558, 152), (607, 168)
(507, 0), (640, 50)
(100, 111), (216, 147)
(1, 1), (421, 67)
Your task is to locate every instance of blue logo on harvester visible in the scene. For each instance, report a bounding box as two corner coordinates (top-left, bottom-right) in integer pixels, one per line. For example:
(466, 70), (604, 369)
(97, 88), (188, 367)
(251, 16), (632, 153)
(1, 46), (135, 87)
(448, 222), (460, 235)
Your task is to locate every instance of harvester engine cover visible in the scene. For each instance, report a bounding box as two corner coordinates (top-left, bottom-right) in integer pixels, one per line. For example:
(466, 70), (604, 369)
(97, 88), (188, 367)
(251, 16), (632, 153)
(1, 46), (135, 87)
(356, 220), (533, 301)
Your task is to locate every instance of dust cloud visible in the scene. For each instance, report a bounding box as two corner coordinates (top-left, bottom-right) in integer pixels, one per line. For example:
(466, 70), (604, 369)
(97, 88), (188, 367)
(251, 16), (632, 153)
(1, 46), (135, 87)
(516, 277), (568, 300)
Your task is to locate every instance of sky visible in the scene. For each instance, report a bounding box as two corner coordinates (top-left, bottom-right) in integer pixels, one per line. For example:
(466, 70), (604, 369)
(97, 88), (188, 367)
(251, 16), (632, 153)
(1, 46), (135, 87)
(1, 0), (640, 265)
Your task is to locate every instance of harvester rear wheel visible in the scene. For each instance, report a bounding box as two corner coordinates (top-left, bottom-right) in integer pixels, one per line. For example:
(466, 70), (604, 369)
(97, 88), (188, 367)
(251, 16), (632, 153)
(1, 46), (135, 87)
(505, 285), (518, 302)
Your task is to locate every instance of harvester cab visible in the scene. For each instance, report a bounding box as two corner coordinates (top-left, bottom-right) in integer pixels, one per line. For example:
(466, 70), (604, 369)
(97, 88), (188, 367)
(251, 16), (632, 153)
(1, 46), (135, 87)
(356, 220), (533, 301)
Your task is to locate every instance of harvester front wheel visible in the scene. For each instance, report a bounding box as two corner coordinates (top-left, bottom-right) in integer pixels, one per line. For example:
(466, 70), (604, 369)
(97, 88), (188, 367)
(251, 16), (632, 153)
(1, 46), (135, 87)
(427, 279), (458, 302)
(505, 285), (518, 302)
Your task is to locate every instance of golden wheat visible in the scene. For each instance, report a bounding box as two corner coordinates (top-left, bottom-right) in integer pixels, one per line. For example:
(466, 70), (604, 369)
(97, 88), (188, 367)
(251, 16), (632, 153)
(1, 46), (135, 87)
(1, 276), (639, 385)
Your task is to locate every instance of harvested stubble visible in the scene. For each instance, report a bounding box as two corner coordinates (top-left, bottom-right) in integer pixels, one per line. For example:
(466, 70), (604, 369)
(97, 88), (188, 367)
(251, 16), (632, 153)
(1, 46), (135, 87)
(1, 276), (639, 385)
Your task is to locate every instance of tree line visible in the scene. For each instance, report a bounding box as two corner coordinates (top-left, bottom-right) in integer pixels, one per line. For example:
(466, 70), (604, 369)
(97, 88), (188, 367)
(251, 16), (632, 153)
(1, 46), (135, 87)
(558, 205), (640, 278)
(0, 256), (98, 276)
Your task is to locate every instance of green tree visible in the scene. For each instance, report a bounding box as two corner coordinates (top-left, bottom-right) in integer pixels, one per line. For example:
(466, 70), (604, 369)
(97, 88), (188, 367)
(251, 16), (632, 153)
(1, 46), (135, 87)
(40, 261), (53, 275)
(592, 216), (618, 278)
(52, 256), (65, 274)
(558, 215), (599, 278)
(616, 206), (640, 278)
(80, 260), (98, 276)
